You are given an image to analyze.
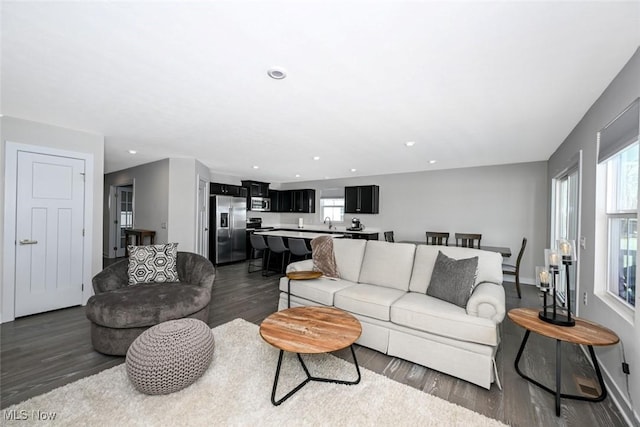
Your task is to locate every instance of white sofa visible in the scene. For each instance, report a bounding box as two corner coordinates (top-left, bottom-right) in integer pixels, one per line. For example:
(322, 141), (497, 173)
(279, 239), (505, 389)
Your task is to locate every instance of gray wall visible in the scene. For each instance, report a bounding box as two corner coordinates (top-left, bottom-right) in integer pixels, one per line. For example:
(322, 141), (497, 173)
(1, 116), (104, 322)
(104, 159), (170, 255)
(167, 158), (211, 252)
(262, 161), (548, 285)
(548, 48), (639, 423)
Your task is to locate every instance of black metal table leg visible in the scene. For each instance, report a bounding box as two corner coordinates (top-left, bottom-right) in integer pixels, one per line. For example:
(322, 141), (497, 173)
(270, 345), (361, 406)
(514, 330), (609, 417)
(287, 278), (291, 308)
(556, 339), (561, 416)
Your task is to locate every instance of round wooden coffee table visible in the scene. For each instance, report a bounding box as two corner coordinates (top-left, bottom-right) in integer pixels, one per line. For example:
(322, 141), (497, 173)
(508, 307), (619, 416)
(260, 306), (362, 405)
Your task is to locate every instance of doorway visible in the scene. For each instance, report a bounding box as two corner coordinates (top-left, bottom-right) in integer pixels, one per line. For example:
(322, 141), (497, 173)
(196, 177), (209, 257)
(115, 185), (134, 257)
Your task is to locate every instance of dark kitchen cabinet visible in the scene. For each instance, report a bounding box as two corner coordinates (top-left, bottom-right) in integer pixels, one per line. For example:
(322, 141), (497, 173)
(345, 185), (379, 214)
(291, 189), (316, 213)
(268, 190), (289, 212)
(241, 180), (270, 197)
(269, 189), (315, 213)
(210, 182), (247, 197)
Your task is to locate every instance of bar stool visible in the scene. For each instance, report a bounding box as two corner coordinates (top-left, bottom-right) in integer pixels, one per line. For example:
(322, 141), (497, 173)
(266, 236), (290, 276)
(288, 238), (312, 262)
(248, 234), (269, 275)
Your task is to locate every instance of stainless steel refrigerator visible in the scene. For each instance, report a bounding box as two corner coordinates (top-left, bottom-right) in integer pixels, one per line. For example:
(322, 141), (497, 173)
(210, 195), (247, 264)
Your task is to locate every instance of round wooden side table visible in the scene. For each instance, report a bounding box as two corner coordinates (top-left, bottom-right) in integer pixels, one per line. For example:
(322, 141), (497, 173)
(285, 270), (322, 308)
(260, 306), (362, 405)
(508, 307), (619, 416)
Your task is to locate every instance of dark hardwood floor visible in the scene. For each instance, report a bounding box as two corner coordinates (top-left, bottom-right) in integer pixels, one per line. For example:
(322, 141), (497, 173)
(0, 260), (628, 426)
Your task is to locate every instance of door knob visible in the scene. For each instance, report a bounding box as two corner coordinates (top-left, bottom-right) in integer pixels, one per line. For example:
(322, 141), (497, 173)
(19, 239), (38, 245)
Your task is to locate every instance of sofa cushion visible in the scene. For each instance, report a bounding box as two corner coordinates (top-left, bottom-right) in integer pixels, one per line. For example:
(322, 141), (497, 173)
(127, 243), (179, 285)
(334, 283), (406, 321)
(279, 276), (355, 306)
(426, 251), (478, 308)
(358, 241), (416, 291)
(332, 239), (367, 282)
(390, 292), (499, 346)
(409, 245), (503, 294)
(86, 283), (210, 328)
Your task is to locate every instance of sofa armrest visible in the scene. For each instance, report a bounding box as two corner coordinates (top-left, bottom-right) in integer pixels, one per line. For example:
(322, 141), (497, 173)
(286, 259), (314, 273)
(176, 252), (216, 291)
(92, 258), (129, 294)
(466, 282), (505, 323)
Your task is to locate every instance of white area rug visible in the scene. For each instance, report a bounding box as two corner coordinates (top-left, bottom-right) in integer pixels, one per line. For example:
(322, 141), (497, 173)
(4, 318), (507, 426)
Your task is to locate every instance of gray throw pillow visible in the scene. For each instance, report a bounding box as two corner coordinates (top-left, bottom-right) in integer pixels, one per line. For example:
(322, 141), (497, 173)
(128, 243), (179, 285)
(426, 251), (478, 308)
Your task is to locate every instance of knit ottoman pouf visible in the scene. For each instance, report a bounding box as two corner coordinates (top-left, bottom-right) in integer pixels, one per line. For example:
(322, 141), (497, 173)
(126, 318), (214, 395)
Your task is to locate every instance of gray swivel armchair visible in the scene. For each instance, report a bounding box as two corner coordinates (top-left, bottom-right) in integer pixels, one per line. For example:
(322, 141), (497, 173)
(86, 252), (215, 356)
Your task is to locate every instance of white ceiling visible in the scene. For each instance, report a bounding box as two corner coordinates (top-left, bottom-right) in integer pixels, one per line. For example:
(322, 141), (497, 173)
(2, 1), (639, 183)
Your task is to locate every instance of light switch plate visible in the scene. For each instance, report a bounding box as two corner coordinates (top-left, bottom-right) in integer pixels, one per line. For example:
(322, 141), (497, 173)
(580, 236), (586, 249)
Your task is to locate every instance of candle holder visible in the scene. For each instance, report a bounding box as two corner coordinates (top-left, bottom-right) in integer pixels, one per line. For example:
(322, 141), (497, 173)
(538, 244), (575, 327)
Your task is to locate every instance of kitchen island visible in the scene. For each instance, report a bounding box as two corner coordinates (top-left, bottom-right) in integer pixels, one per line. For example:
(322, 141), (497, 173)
(254, 230), (346, 240)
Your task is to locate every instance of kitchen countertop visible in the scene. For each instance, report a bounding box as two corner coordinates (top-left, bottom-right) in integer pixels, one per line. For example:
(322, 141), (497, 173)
(254, 230), (346, 240)
(261, 224), (380, 235)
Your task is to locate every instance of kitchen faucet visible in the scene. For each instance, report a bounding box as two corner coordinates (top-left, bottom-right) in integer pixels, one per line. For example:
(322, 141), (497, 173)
(323, 216), (333, 229)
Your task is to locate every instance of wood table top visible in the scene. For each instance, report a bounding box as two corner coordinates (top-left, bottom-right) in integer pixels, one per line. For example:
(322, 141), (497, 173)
(286, 271), (322, 281)
(508, 308), (619, 346)
(397, 241), (512, 258)
(260, 306), (362, 354)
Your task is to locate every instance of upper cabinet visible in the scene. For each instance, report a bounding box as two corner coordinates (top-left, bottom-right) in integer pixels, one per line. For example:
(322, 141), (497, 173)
(241, 180), (270, 197)
(210, 182), (247, 197)
(291, 189), (316, 213)
(269, 189), (315, 213)
(345, 185), (379, 214)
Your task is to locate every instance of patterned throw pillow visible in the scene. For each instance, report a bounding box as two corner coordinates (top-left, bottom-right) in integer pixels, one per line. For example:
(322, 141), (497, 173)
(426, 250), (478, 308)
(128, 243), (179, 285)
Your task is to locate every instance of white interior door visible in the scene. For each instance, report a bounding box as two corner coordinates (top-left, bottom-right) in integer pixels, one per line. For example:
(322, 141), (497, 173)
(196, 178), (209, 257)
(15, 151), (85, 317)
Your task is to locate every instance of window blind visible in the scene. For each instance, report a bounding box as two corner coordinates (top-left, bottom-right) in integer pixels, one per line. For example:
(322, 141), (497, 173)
(597, 98), (640, 163)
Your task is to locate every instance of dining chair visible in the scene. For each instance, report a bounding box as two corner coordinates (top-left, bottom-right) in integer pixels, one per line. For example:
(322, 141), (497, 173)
(248, 233), (269, 275)
(502, 237), (527, 298)
(383, 231), (395, 242)
(425, 232), (449, 246)
(455, 233), (482, 249)
(288, 238), (312, 262)
(266, 236), (290, 276)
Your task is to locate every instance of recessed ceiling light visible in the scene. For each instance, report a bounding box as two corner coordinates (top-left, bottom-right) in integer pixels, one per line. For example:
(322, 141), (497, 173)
(295, 174), (301, 178)
(350, 168), (357, 172)
(313, 156), (320, 160)
(405, 141), (415, 147)
(429, 160), (437, 164)
(267, 67), (287, 80)
(128, 150), (137, 154)
(252, 165), (259, 169)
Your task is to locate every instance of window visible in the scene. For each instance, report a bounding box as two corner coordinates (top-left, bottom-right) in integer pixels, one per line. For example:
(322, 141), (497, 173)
(605, 142), (638, 307)
(320, 198), (344, 222)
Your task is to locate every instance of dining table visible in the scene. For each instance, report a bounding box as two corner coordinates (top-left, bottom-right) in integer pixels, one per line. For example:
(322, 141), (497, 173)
(397, 241), (512, 258)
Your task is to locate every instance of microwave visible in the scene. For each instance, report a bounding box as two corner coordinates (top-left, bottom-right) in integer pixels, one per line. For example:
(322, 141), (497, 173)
(250, 197), (271, 212)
